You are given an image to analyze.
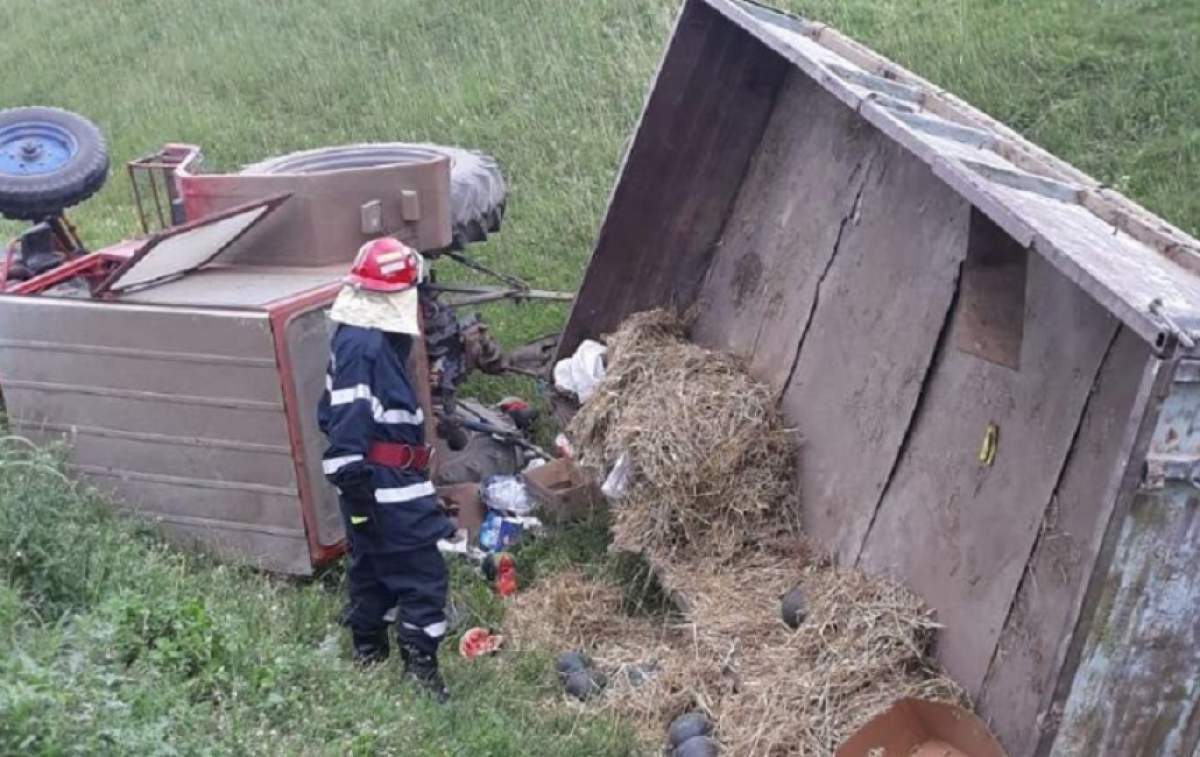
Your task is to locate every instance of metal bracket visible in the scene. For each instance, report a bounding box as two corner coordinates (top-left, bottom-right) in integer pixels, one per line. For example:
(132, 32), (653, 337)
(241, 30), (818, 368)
(1142, 453), (1200, 490)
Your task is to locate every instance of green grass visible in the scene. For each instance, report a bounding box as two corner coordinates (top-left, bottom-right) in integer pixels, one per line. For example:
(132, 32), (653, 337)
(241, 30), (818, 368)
(1, 0), (1198, 754)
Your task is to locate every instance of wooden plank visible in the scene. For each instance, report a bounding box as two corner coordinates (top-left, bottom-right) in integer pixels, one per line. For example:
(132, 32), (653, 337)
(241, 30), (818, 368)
(691, 69), (884, 377)
(777, 140), (968, 565)
(698, 96), (968, 565)
(557, 0), (787, 358)
(974, 328), (1153, 756)
(857, 254), (1121, 697)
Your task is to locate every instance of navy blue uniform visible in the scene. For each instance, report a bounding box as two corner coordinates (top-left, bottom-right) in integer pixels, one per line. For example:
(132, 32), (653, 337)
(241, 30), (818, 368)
(318, 324), (454, 656)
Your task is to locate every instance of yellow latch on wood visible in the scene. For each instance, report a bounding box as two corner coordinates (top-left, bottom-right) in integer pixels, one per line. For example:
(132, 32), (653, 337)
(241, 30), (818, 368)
(979, 422), (998, 467)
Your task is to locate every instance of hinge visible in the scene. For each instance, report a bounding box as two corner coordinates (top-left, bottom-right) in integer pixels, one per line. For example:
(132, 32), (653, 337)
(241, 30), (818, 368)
(1142, 453), (1200, 490)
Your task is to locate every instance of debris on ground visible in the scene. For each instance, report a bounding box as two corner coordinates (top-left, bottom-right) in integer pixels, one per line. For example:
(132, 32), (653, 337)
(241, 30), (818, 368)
(554, 338), (608, 402)
(505, 549), (962, 755)
(458, 627), (504, 659)
(509, 310), (965, 755)
(567, 309), (798, 560)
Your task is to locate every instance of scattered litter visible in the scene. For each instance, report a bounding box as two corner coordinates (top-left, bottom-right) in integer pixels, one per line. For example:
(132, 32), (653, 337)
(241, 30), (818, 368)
(478, 511), (538, 553)
(835, 698), (1005, 757)
(506, 555), (962, 755)
(554, 432), (574, 459)
(523, 458), (604, 525)
(554, 338), (607, 402)
(568, 309), (798, 560)
(523, 457), (547, 473)
(494, 552), (518, 597)
(458, 627), (504, 659)
(624, 661), (658, 689)
(511, 311), (964, 754)
(600, 452), (633, 501)
(480, 474), (535, 516)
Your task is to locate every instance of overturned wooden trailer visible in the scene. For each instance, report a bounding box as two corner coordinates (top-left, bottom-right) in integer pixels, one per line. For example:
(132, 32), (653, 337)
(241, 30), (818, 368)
(560, 2), (1200, 754)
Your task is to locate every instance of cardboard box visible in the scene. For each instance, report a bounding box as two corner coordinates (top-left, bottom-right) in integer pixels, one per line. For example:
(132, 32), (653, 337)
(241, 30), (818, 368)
(438, 483), (485, 542)
(835, 699), (1006, 757)
(522, 459), (603, 525)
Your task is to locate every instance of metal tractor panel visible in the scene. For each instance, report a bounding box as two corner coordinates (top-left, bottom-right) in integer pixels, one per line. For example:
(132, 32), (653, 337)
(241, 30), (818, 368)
(0, 293), (338, 574)
(561, 1), (1200, 754)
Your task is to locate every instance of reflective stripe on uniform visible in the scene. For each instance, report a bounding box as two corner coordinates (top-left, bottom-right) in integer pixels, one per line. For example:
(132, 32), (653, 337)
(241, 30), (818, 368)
(350, 515), (369, 525)
(374, 481), (436, 504)
(328, 383), (424, 426)
(322, 454), (363, 475)
(403, 620), (448, 638)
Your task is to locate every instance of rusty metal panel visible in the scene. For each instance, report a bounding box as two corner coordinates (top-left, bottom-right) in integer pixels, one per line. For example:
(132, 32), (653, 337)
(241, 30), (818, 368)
(974, 328), (1156, 756)
(1050, 373), (1200, 756)
(557, 0), (788, 358)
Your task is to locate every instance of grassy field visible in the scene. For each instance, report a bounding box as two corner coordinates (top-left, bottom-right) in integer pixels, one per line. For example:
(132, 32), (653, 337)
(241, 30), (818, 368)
(2, 0), (1198, 754)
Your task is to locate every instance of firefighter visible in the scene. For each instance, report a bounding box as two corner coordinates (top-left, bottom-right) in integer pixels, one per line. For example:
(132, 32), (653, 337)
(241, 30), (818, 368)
(318, 237), (454, 702)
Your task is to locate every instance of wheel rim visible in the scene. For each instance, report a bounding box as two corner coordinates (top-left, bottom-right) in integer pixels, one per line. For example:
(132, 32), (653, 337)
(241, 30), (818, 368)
(0, 121), (78, 176)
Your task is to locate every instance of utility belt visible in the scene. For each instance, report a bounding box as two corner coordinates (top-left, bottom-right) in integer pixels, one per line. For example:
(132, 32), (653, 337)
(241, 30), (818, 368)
(366, 441), (434, 473)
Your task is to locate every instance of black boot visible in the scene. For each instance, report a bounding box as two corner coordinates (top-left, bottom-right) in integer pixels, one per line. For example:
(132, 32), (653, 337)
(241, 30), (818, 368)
(352, 629), (390, 666)
(399, 642), (449, 703)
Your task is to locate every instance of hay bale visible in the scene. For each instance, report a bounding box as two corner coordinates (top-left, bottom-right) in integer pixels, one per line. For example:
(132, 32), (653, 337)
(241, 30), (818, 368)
(568, 309), (798, 559)
(503, 549), (963, 756)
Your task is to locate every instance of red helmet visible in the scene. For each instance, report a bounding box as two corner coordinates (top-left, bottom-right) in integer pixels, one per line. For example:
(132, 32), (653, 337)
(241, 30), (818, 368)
(344, 237), (423, 293)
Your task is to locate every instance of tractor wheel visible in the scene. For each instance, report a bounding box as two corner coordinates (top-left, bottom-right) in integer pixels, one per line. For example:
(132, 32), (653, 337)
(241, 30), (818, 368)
(0, 107), (109, 221)
(241, 143), (506, 250)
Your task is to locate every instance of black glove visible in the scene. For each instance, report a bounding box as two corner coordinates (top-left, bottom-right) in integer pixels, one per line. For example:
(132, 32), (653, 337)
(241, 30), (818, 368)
(336, 466), (376, 530)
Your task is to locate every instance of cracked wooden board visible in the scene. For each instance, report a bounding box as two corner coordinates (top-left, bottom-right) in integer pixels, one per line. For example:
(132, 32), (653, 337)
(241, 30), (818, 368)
(691, 69), (881, 377)
(694, 69), (969, 565)
(973, 328), (1154, 756)
(558, 0), (787, 356)
(857, 254), (1121, 697)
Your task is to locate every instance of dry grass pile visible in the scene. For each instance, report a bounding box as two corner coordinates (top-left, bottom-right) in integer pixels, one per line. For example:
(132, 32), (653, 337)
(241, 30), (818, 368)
(568, 309), (797, 559)
(504, 548), (963, 756)
(517, 310), (964, 754)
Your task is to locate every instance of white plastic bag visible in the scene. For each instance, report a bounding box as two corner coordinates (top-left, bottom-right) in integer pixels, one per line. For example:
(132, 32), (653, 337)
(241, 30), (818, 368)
(601, 452), (633, 500)
(553, 339), (607, 403)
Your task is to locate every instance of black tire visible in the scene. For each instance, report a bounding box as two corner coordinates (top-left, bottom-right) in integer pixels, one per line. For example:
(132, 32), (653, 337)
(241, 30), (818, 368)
(241, 143), (506, 249)
(0, 107), (108, 221)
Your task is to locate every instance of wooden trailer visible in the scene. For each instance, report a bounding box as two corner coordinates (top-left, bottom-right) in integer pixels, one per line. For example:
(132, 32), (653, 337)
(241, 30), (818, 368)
(560, 2), (1200, 754)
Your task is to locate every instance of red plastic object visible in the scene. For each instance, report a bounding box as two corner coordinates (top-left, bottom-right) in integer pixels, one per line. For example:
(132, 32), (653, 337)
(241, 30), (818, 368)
(495, 552), (518, 597)
(458, 627), (504, 659)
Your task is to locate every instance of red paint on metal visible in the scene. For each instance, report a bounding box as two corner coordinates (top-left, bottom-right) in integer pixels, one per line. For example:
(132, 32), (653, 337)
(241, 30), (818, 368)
(268, 281), (346, 567)
(3, 245), (137, 295)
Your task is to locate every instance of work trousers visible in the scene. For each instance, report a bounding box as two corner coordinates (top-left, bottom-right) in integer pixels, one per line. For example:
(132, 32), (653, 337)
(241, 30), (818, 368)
(344, 543), (449, 656)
